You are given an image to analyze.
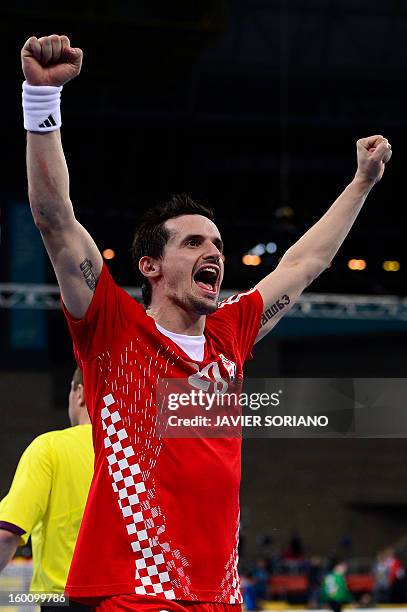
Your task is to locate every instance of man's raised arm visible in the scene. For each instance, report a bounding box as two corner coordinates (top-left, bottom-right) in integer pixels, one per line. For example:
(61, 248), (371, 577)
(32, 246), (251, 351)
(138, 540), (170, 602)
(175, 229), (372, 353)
(22, 35), (103, 319)
(255, 135), (392, 342)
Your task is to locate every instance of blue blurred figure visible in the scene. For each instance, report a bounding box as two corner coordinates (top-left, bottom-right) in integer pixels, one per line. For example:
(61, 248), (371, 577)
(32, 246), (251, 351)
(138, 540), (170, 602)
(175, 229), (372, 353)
(253, 558), (269, 601)
(242, 572), (258, 611)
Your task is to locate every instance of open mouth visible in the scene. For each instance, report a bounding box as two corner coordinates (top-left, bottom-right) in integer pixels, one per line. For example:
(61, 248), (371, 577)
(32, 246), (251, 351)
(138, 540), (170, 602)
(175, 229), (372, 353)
(193, 265), (220, 295)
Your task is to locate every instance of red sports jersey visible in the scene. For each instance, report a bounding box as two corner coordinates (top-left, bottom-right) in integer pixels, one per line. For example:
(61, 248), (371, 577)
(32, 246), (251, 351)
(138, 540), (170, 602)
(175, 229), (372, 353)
(62, 264), (263, 603)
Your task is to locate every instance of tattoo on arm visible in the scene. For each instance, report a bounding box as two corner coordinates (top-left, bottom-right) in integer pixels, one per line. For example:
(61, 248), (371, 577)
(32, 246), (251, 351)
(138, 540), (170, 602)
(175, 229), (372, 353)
(79, 258), (97, 292)
(260, 294), (291, 327)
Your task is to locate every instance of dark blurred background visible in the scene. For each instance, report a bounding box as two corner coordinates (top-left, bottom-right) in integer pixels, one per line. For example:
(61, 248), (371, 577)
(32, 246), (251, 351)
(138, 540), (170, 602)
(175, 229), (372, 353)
(1, 0), (407, 595)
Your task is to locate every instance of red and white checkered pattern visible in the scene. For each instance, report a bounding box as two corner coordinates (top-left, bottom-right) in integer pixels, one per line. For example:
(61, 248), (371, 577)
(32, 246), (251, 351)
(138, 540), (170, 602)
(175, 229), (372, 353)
(215, 518), (242, 604)
(102, 393), (194, 599)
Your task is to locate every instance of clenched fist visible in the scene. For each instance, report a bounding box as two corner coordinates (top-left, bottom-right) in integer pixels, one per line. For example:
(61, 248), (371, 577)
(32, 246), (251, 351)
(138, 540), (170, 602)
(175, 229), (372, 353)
(21, 34), (83, 87)
(355, 135), (392, 186)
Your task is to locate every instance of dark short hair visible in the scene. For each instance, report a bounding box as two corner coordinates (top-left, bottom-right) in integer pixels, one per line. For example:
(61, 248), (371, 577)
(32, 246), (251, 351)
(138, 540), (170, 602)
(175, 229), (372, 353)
(131, 193), (215, 307)
(72, 367), (83, 390)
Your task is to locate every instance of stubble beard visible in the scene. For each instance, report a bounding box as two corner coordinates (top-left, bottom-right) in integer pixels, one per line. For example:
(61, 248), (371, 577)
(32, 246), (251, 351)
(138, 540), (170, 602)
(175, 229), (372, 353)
(168, 282), (219, 317)
(190, 295), (218, 315)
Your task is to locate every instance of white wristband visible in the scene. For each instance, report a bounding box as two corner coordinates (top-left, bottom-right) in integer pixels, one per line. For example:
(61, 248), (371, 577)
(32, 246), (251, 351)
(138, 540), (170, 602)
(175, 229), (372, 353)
(22, 81), (63, 133)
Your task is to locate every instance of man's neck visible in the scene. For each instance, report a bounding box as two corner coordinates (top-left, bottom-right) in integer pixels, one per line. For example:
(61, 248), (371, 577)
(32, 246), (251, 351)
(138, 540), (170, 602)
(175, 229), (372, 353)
(74, 411), (91, 426)
(78, 416), (91, 425)
(147, 304), (206, 336)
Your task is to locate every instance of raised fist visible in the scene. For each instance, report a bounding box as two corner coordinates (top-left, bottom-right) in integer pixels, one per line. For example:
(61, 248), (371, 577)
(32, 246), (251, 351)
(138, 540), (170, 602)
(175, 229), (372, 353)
(355, 135), (392, 185)
(21, 35), (83, 87)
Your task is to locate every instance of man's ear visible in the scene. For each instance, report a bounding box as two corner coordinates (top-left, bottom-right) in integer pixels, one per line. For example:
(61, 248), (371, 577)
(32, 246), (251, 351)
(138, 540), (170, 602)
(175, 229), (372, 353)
(139, 257), (161, 279)
(77, 384), (86, 407)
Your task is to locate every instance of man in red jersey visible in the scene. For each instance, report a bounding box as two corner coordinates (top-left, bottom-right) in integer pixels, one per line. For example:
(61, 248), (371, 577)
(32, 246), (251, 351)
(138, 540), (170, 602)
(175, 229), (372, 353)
(21, 34), (391, 612)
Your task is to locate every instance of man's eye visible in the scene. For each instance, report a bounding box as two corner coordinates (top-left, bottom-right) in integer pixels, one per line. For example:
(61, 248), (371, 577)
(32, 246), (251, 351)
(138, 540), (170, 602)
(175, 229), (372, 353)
(186, 240), (199, 247)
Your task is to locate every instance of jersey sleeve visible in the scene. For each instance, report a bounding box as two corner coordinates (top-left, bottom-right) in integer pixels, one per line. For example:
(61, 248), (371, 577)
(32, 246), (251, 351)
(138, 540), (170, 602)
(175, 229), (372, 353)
(0, 434), (54, 544)
(61, 263), (140, 363)
(215, 288), (264, 362)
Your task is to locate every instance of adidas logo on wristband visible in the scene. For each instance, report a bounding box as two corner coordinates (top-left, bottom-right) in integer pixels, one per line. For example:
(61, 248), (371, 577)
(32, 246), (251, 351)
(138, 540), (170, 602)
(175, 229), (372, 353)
(39, 114), (57, 129)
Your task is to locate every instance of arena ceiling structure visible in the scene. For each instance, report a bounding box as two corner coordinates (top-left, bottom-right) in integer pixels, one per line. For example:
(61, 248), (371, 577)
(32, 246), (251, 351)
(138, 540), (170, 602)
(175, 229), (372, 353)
(1, 0), (406, 295)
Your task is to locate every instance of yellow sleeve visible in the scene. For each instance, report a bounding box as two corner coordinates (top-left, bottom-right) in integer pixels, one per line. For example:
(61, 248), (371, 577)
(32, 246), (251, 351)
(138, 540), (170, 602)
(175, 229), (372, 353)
(0, 434), (54, 544)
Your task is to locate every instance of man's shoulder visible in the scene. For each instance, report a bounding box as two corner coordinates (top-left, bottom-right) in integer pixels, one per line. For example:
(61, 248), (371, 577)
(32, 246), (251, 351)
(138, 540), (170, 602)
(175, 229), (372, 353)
(91, 262), (144, 315)
(48, 424), (92, 446)
(216, 287), (258, 311)
(206, 288), (260, 328)
(29, 429), (60, 447)
(29, 426), (87, 449)
(29, 427), (94, 469)
(111, 282), (147, 322)
(20, 430), (59, 464)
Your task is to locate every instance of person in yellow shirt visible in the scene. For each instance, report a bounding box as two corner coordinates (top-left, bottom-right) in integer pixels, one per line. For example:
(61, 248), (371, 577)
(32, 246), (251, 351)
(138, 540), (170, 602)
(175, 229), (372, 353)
(0, 368), (93, 611)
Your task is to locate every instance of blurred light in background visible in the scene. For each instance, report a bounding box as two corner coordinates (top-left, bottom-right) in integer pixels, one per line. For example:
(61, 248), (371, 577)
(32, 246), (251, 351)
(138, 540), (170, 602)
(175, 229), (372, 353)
(242, 254), (261, 266)
(266, 242), (277, 254)
(251, 243), (266, 256)
(275, 206), (294, 219)
(383, 260), (400, 272)
(348, 259), (367, 271)
(103, 249), (116, 260)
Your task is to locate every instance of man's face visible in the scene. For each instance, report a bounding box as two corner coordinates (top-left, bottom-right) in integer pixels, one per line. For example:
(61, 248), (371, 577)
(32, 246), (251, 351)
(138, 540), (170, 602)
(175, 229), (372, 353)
(157, 214), (224, 315)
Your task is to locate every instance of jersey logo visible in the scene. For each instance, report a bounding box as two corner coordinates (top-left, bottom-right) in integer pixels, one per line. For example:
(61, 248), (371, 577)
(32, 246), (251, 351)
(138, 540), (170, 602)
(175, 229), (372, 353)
(219, 354), (236, 383)
(188, 361), (228, 394)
